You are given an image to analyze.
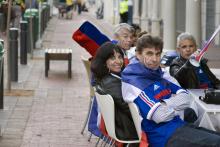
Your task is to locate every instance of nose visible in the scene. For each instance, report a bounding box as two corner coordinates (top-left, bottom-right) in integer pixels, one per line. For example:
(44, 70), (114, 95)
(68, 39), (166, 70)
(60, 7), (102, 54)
(127, 36), (132, 42)
(115, 57), (122, 63)
(151, 54), (157, 61)
(186, 46), (191, 51)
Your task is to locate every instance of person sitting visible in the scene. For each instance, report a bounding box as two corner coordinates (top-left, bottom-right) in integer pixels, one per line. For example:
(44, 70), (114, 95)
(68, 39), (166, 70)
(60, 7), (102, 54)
(113, 23), (134, 65)
(130, 24), (141, 47)
(121, 34), (220, 147)
(169, 32), (220, 89)
(91, 42), (138, 141)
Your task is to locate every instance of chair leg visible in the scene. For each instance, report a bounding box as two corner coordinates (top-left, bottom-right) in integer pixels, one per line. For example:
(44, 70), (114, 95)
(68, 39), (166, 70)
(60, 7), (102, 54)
(108, 138), (114, 147)
(95, 137), (101, 147)
(45, 53), (49, 77)
(81, 96), (94, 134)
(110, 140), (115, 147)
(87, 132), (93, 142)
(100, 136), (107, 146)
(103, 137), (111, 147)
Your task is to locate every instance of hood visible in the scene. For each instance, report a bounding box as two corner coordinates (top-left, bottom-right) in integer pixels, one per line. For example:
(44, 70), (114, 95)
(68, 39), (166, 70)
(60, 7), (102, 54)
(122, 58), (164, 90)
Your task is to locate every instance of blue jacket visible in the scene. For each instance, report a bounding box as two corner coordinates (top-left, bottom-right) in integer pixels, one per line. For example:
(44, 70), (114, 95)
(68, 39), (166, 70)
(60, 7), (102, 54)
(121, 58), (186, 147)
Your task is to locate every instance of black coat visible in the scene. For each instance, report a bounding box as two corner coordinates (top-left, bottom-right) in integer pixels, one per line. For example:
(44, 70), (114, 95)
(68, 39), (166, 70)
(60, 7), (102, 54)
(169, 56), (220, 89)
(96, 74), (138, 140)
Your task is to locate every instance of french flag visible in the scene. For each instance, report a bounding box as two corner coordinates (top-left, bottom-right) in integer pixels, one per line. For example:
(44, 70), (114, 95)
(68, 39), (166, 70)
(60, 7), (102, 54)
(73, 21), (110, 138)
(72, 21), (110, 56)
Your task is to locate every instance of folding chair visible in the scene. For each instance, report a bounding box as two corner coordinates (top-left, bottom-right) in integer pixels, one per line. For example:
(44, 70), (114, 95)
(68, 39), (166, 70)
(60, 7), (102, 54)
(95, 92), (140, 146)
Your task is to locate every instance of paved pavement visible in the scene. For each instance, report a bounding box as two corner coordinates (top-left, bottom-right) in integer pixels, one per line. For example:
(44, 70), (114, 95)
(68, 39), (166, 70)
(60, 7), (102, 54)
(1, 5), (220, 147)
(0, 6), (113, 147)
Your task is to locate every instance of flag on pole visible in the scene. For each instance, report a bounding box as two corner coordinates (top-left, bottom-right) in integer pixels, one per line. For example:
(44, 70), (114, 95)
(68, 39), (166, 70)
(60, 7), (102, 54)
(195, 25), (220, 62)
(72, 21), (110, 56)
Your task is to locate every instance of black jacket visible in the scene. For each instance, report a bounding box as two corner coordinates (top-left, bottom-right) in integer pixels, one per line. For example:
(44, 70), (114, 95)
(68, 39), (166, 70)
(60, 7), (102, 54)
(96, 74), (138, 140)
(169, 56), (220, 89)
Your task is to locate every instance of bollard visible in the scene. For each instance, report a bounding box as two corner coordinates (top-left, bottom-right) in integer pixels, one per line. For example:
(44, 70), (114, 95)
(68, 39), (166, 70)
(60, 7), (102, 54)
(0, 40), (4, 109)
(0, 13), (5, 32)
(20, 21), (28, 64)
(9, 28), (19, 82)
(26, 20), (31, 53)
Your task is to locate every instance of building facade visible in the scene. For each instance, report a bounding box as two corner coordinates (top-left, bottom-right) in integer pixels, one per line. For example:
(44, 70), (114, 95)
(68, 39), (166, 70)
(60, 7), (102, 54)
(101, 0), (220, 51)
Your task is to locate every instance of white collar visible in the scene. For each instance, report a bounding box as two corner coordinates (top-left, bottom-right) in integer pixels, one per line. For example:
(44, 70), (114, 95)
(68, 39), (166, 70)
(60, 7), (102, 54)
(110, 73), (121, 80)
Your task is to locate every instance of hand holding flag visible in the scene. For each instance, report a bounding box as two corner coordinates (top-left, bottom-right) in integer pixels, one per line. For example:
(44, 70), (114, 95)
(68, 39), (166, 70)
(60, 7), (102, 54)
(189, 25), (220, 66)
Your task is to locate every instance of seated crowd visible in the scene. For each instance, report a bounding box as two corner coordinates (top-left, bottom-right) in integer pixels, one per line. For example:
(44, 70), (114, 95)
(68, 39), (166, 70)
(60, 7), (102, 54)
(87, 22), (220, 147)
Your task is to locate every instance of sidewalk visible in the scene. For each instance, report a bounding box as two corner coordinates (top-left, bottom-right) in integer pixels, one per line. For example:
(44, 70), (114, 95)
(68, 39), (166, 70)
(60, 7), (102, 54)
(0, 7), (112, 147)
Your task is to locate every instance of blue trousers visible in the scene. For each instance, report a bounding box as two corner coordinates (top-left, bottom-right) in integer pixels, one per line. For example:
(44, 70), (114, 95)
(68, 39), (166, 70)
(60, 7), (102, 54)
(166, 124), (220, 147)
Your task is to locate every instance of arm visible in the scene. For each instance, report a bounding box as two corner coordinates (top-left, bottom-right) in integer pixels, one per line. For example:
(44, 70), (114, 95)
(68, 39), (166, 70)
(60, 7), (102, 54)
(170, 60), (193, 79)
(134, 78), (190, 123)
(100, 77), (130, 112)
(122, 82), (176, 123)
(133, 91), (177, 124)
(151, 92), (190, 123)
(170, 59), (199, 88)
(200, 60), (220, 89)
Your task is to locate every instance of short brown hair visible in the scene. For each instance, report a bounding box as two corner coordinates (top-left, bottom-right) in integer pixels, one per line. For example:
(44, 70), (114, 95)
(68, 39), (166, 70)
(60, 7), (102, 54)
(136, 34), (163, 53)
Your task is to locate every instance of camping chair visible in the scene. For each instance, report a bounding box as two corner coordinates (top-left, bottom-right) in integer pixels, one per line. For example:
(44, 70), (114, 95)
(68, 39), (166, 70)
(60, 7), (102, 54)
(80, 56), (95, 135)
(94, 91), (140, 146)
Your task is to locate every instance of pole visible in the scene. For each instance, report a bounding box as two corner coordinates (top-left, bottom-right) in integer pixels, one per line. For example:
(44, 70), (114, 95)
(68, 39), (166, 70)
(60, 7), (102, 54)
(6, 0), (12, 91)
(36, 1), (42, 49)
(20, 21), (28, 64)
(29, 0), (34, 59)
(0, 40), (4, 109)
(9, 28), (18, 82)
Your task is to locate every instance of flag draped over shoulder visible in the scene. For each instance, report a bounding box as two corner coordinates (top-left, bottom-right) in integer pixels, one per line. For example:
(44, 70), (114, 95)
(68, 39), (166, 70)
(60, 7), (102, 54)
(72, 21), (110, 56)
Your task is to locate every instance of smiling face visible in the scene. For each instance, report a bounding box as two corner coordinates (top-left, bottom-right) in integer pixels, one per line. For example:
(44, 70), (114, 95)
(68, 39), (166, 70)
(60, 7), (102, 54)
(106, 51), (124, 73)
(177, 39), (197, 60)
(137, 47), (162, 70)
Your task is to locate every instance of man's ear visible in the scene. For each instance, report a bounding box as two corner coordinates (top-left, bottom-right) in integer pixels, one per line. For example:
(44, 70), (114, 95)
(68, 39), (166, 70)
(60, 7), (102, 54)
(136, 51), (141, 60)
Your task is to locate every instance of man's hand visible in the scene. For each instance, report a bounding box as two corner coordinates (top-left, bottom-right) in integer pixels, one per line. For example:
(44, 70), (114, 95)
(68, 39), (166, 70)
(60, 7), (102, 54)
(189, 49), (201, 67)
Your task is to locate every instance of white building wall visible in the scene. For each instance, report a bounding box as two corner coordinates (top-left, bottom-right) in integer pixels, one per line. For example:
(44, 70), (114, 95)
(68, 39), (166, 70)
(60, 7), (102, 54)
(103, 0), (114, 24)
(215, 0), (220, 45)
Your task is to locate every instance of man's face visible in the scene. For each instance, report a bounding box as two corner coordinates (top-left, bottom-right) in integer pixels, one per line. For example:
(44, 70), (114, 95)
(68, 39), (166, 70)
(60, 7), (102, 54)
(116, 29), (133, 51)
(137, 47), (162, 70)
(177, 39), (196, 60)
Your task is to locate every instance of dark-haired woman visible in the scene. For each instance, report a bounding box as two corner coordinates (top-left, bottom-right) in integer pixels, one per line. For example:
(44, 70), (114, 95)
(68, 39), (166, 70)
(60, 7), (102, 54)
(91, 42), (138, 141)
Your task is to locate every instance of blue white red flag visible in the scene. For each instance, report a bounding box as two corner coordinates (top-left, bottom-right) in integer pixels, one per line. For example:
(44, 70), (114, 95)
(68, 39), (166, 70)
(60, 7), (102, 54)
(72, 21), (110, 56)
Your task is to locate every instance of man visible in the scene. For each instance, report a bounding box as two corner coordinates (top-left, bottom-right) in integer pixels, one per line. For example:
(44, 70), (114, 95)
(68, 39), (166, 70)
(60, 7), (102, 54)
(121, 34), (220, 147)
(113, 23), (133, 65)
(169, 32), (220, 89)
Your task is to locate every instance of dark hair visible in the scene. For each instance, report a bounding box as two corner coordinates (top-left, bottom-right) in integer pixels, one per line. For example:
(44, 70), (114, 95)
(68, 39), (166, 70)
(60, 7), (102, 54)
(136, 34), (163, 53)
(131, 24), (141, 36)
(91, 42), (124, 81)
